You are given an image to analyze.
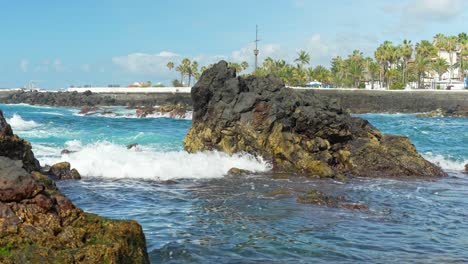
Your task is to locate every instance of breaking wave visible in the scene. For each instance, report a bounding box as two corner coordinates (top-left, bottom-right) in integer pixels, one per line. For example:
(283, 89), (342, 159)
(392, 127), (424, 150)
(52, 141), (270, 180)
(6, 114), (40, 130)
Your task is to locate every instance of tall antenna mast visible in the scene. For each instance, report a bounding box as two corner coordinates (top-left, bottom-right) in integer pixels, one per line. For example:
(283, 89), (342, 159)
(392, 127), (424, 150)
(254, 25), (260, 70)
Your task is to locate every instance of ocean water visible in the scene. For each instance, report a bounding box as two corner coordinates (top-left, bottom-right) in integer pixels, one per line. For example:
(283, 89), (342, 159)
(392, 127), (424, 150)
(1, 103), (467, 263)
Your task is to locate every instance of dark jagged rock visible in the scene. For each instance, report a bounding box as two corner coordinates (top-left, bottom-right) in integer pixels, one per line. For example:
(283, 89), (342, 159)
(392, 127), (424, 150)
(184, 61), (446, 178)
(49, 161), (81, 180)
(61, 149), (76, 155)
(135, 103), (191, 119)
(0, 110), (40, 173)
(127, 143), (139, 149)
(0, 109), (150, 263)
(464, 164), (468, 174)
(417, 105), (468, 118)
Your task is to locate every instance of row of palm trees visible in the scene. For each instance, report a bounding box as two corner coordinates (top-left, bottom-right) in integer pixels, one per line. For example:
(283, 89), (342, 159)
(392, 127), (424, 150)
(164, 32), (467, 89)
(166, 59), (249, 87)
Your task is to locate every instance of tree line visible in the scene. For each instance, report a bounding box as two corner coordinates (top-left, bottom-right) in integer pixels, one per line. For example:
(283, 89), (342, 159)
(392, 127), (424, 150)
(164, 33), (467, 89)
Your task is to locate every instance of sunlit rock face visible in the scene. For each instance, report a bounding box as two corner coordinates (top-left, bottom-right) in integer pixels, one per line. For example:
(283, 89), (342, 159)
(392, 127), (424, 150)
(184, 61), (446, 179)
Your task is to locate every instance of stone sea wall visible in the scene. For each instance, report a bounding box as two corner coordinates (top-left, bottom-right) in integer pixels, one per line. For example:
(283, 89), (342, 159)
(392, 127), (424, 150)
(1, 89), (467, 113)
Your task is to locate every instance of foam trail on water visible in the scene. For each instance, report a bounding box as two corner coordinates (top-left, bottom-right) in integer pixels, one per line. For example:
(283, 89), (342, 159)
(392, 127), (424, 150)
(6, 114), (39, 130)
(57, 142), (270, 180)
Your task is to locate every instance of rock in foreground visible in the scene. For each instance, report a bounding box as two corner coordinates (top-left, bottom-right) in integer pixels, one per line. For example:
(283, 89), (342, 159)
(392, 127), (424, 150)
(0, 110), (149, 263)
(184, 61), (446, 178)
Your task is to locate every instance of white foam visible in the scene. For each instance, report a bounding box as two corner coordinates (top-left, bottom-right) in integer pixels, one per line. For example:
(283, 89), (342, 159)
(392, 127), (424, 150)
(72, 111), (193, 120)
(424, 153), (468, 172)
(55, 142), (270, 180)
(6, 114), (39, 130)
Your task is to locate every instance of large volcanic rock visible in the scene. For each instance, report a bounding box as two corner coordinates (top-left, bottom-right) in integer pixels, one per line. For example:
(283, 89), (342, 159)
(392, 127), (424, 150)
(0, 111), (149, 263)
(184, 61), (446, 178)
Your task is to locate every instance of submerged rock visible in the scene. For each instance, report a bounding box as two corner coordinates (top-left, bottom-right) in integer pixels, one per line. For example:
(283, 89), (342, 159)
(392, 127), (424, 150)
(184, 61), (446, 178)
(50, 161), (81, 180)
(297, 189), (368, 210)
(227, 167), (252, 176)
(0, 109), (150, 263)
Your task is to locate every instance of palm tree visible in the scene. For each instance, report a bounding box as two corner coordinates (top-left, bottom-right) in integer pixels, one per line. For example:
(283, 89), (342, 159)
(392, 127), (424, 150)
(186, 60), (199, 87)
(444, 36), (459, 84)
(458, 33), (468, 81)
(414, 55), (431, 89)
(240, 61), (249, 72)
(166, 61), (174, 71)
(432, 57), (449, 82)
(175, 64), (185, 85)
(367, 60), (381, 89)
(400, 40), (413, 84)
(416, 40), (438, 59)
(375, 41), (397, 88)
(294, 50), (311, 66)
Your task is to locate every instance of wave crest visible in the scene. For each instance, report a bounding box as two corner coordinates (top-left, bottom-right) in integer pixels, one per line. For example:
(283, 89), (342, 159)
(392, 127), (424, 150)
(58, 142), (270, 180)
(6, 114), (39, 130)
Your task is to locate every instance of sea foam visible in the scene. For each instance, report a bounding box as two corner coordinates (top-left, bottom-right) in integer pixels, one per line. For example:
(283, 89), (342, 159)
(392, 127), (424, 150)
(424, 153), (468, 172)
(6, 114), (40, 130)
(57, 142), (271, 180)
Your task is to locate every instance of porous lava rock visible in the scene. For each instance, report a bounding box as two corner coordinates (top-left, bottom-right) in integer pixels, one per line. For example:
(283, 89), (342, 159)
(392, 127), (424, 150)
(184, 61), (446, 178)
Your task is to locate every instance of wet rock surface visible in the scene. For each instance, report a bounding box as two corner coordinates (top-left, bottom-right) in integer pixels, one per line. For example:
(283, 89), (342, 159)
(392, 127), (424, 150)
(0, 110), (40, 173)
(135, 103), (191, 119)
(49, 161), (81, 180)
(0, 110), (149, 263)
(417, 105), (468, 118)
(184, 61), (446, 179)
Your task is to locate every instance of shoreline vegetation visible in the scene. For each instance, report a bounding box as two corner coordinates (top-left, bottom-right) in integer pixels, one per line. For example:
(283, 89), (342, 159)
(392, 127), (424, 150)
(163, 33), (468, 90)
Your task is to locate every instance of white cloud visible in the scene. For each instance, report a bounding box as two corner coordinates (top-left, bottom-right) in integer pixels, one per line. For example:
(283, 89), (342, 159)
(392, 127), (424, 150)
(158, 51), (180, 57)
(81, 64), (91, 72)
(112, 52), (180, 74)
(53, 59), (65, 72)
(20, 59), (29, 72)
(384, 0), (466, 32)
(407, 0), (464, 21)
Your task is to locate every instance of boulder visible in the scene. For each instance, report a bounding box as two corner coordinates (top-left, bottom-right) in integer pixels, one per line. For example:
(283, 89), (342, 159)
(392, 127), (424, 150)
(184, 61), (446, 178)
(227, 167), (252, 176)
(465, 163), (468, 174)
(50, 161), (81, 180)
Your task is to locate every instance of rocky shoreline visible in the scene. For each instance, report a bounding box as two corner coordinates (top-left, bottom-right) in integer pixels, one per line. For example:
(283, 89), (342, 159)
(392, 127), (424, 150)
(1, 88), (467, 116)
(184, 61), (446, 179)
(0, 110), (150, 263)
(0, 90), (192, 108)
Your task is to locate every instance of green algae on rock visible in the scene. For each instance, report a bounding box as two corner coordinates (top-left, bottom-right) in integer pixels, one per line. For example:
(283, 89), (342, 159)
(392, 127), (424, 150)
(184, 61), (446, 178)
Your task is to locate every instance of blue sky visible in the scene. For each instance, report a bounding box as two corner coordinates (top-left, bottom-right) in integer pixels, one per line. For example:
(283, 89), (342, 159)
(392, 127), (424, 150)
(1, 0), (467, 89)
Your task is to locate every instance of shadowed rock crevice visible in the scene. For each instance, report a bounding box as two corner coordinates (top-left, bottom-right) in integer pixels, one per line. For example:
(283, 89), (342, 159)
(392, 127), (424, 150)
(184, 61), (446, 178)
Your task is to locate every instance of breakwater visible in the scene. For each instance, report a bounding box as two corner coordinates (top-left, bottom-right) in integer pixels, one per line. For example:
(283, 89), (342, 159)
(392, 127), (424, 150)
(1, 89), (467, 113)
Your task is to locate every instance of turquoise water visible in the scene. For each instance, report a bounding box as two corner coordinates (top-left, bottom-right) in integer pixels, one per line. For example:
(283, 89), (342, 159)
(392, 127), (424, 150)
(1, 103), (467, 263)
